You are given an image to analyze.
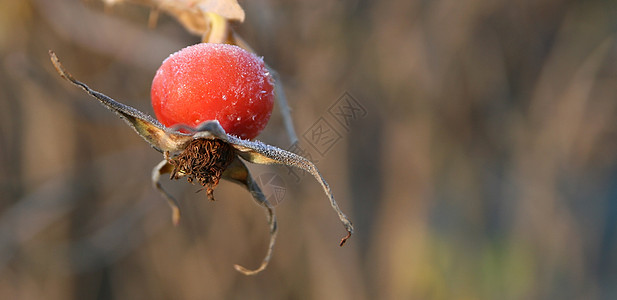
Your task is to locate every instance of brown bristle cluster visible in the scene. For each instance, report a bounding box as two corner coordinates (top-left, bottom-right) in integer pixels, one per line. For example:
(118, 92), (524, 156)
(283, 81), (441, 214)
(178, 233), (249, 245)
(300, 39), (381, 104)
(168, 139), (235, 200)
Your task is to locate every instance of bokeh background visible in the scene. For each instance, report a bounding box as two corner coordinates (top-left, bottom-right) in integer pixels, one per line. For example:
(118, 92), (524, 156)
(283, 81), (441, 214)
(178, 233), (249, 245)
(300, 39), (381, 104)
(2, 0), (617, 299)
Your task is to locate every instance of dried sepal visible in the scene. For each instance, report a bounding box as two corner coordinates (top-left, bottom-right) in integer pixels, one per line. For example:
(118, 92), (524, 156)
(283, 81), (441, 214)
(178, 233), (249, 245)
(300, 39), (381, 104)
(152, 160), (182, 225)
(183, 121), (230, 141)
(227, 136), (354, 246)
(189, 120), (352, 246)
(223, 158), (277, 275)
(49, 51), (192, 153)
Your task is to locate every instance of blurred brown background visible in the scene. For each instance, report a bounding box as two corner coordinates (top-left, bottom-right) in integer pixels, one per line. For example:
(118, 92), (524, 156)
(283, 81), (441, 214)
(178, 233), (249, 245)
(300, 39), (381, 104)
(2, 0), (617, 299)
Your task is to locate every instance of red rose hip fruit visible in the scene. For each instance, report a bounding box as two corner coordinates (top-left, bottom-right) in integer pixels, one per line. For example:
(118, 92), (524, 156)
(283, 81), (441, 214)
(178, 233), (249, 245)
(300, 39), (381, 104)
(151, 43), (274, 140)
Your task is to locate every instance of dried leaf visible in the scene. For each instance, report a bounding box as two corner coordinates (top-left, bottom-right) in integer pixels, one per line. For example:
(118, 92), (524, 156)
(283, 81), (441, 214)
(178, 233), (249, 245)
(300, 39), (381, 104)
(105, 0), (244, 34)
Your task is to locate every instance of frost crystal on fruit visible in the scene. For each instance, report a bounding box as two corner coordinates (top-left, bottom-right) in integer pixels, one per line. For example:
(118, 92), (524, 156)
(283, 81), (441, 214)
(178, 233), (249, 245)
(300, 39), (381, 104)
(151, 43), (274, 140)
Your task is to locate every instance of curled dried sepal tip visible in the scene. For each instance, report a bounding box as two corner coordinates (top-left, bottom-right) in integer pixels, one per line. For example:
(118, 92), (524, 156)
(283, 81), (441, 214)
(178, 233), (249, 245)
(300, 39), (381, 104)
(49, 50), (353, 275)
(49, 50), (69, 80)
(234, 263), (266, 276)
(340, 231), (352, 247)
